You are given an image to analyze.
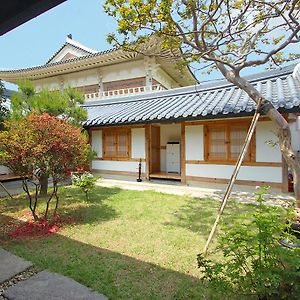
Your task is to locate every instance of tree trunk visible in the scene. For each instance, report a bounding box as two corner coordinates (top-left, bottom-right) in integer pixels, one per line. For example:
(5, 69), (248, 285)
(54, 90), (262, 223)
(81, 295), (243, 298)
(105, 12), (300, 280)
(278, 125), (300, 209)
(40, 173), (49, 197)
(216, 65), (300, 208)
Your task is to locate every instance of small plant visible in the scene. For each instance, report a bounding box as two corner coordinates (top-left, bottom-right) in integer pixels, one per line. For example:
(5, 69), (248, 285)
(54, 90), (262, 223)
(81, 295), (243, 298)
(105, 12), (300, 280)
(72, 172), (98, 200)
(197, 187), (300, 299)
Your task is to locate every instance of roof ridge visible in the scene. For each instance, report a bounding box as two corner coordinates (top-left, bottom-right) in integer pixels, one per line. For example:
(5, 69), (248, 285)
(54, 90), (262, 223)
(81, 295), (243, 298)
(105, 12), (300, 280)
(0, 47), (118, 73)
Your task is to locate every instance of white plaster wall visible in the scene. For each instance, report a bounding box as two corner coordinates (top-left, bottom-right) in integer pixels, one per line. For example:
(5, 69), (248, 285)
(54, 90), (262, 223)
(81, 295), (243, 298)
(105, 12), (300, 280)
(91, 130), (102, 158)
(101, 60), (146, 82)
(186, 164), (282, 183)
(63, 69), (99, 88)
(34, 60), (147, 91)
(256, 121), (281, 162)
(35, 79), (61, 92)
(160, 124), (181, 172)
(92, 160), (145, 173)
(185, 125), (204, 160)
(131, 128), (145, 159)
(153, 67), (180, 89)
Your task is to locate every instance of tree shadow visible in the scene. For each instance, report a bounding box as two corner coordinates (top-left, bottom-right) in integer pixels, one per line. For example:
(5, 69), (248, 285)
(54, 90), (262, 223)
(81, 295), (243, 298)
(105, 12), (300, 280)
(0, 215), (239, 300)
(0, 186), (121, 226)
(164, 196), (255, 236)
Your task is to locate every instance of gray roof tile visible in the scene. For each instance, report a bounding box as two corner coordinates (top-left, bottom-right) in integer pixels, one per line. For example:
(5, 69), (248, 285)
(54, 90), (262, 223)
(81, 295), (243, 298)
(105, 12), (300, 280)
(83, 64), (300, 127)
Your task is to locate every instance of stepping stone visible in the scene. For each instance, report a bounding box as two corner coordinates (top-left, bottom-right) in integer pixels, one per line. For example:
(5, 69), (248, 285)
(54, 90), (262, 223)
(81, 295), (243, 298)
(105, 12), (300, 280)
(0, 248), (32, 283)
(3, 270), (107, 300)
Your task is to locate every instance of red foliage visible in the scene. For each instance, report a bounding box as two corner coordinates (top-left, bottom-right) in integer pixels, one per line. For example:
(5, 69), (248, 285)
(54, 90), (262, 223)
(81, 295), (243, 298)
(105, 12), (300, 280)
(8, 214), (80, 239)
(9, 220), (59, 238)
(0, 113), (91, 181)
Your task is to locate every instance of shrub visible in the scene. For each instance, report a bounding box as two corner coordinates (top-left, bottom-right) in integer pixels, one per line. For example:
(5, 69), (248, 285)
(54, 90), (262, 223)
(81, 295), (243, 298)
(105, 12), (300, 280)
(0, 113), (91, 220)
(197, 187), (300, 299)
(72, 172), (98, 200)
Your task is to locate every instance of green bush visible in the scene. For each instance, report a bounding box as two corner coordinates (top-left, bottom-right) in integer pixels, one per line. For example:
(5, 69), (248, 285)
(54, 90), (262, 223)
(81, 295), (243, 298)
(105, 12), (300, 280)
(72, 172), (98, 200)
(197, 187), (300, 299)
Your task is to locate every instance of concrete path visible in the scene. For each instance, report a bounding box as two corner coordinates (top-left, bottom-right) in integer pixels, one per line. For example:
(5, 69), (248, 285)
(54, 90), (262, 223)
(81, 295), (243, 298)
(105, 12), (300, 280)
(3, 271), (107, 300)
(95, 174), (295, 207)
(0, 248), (107, 300)
(0, 181), (25, 198)
(0, 249), (32, 283)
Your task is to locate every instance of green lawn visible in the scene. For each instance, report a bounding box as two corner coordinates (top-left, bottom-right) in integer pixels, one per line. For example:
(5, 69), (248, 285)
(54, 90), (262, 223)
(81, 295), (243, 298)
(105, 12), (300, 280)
(0, 185), (254, 299)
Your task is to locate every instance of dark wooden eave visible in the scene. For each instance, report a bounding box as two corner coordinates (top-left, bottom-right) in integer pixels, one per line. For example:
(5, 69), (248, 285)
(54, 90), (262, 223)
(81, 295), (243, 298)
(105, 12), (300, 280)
(0, 0), (66, 36)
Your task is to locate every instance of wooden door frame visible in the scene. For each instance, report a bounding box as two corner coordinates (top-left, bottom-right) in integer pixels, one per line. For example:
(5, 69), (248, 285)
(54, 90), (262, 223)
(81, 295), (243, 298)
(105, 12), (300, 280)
(149, 124), (161, 174)
(181, 122), (186, 184)
(145, 124), (150, 180)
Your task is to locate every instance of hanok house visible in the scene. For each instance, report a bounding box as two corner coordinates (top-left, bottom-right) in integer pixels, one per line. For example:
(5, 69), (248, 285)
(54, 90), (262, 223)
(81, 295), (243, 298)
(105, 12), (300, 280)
(1, 36), (300, 192)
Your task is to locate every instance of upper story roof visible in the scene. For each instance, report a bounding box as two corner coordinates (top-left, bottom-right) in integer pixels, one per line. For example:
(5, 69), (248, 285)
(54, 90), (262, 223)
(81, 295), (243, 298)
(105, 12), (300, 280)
(46, 35), (98, 64)
(0, 36), (197, 87)
(83, 63), (300, 127)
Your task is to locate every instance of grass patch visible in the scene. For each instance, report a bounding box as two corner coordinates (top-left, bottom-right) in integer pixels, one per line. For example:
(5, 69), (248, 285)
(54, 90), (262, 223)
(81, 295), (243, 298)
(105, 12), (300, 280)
(0, 185), (256, 299)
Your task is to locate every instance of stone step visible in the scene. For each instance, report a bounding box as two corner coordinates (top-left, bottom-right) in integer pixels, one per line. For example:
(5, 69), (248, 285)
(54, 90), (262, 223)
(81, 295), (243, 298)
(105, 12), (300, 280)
(3, 271), (107, 300)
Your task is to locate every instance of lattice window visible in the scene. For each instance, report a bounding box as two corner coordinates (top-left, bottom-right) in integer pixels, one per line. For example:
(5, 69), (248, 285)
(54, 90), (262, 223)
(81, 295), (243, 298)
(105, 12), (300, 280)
(103, 128), (130, 159)
(208, 127), (227, 160)
(230, 125), (250, 161)
(206, 122), (254, 162)
(116, 130), (129, 157)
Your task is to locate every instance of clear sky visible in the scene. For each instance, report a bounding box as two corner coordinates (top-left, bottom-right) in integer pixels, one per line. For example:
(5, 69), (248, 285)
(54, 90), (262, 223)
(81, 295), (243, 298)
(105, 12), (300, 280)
(0, 0), (298, 91)
(0, 0), (117, 90)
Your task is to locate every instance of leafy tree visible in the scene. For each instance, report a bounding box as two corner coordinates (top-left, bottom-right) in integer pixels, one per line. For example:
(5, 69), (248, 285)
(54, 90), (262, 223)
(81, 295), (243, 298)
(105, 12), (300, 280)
(11, 80), (87, 126)
(0, 113), (91, 220)
(104, 0), (300, 208)
(0, 80), (10, 130)
(197, 187), (300, 299)
(11, 80), (87, 195)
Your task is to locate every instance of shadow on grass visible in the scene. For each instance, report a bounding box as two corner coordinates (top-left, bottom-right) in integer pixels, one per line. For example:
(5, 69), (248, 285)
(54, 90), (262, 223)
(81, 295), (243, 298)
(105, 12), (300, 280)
(0, 214), (239, 300)
(164, 197), (255, 236)
(0, 186), (121, 226)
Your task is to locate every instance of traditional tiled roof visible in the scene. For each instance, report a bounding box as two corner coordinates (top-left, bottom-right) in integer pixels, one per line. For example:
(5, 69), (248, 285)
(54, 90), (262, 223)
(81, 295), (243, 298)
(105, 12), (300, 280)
(0, 47), (118, 74)
(0, 36), (197, 86)
(83, 63), (300, 127)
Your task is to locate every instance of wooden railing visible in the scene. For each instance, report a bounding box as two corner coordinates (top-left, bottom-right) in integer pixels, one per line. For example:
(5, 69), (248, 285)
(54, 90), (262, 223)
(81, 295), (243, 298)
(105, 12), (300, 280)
(84, 84), (165, 100)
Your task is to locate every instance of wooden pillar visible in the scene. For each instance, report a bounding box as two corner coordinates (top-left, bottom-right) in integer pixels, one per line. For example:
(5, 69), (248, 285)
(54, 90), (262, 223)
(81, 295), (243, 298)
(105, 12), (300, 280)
(181, 122), (186, 184)
(145, 124), (150, 180)
(88, 129), (93, 172)
(282, 156), (289, 193)
(97, 70), (104, 96)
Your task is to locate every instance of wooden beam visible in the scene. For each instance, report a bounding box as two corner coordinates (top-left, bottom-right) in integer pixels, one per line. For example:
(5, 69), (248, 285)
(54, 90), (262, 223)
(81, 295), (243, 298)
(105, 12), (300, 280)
(181, 122), (186, 184)
(186, 176), (282, 189)
(145, 124), (150, 180)
(92, 169), (145, 178)
(185, 160), (282, 167)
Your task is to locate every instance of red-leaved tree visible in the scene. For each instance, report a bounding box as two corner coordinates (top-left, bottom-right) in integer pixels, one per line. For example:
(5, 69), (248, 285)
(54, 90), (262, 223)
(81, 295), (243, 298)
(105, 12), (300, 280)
(0, 113), (91, 220)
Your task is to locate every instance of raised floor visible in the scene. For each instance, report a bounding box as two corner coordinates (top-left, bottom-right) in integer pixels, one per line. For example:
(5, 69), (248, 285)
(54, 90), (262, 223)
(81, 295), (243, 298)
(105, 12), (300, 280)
(149, 172), (181, 180)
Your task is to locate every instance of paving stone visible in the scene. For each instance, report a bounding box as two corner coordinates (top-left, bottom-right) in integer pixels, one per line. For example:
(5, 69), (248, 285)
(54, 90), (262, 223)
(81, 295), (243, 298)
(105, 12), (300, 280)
(3, 270), (107, 300)
(0, 248), (32, 283)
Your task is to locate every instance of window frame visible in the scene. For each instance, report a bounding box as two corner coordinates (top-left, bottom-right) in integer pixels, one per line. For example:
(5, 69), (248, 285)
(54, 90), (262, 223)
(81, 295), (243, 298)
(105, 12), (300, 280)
(204, 121), (256, 163)
(102, 128), (131, 160)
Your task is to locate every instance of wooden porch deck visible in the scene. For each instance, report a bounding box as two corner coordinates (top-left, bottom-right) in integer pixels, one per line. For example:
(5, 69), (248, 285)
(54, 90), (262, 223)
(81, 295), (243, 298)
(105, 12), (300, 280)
(149, 172), (181, 180)
(0, 174), (21, 182)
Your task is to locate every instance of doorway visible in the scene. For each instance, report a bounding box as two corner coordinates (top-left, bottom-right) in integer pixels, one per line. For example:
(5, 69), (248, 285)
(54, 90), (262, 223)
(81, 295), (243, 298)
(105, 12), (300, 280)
(149, 124), (181, 180)
(150, 125), (160, 174)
